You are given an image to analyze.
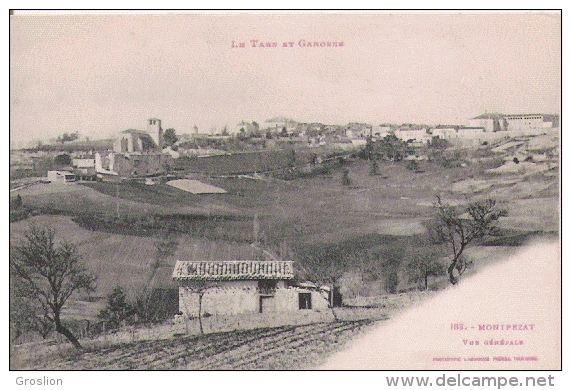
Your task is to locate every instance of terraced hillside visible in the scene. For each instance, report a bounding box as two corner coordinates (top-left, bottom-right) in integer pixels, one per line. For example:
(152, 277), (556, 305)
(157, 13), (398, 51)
(15, 320), (376, 370)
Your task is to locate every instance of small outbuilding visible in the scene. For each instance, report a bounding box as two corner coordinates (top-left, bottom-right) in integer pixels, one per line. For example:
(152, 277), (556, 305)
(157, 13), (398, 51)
(47, 170), (76, 183)
(172, 259), (329, 317)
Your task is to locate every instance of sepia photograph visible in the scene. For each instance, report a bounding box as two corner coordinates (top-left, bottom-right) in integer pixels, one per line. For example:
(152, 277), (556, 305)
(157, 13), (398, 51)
(9, 10), (561, 374)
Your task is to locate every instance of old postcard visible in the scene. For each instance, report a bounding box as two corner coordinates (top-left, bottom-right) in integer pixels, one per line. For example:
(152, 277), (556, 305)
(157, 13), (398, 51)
(9, 11), (560, 373)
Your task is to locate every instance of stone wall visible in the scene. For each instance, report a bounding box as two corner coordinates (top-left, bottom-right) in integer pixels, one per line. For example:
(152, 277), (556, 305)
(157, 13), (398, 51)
(178, 280), (330, 317)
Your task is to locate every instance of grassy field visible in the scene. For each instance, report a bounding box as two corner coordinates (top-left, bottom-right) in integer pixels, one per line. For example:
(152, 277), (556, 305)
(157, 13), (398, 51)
(173, 149), (317, 175)
(10, 141), (559, 295)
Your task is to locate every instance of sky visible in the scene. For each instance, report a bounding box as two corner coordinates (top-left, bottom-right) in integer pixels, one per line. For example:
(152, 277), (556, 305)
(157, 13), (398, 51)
(10, 11), (561, 146)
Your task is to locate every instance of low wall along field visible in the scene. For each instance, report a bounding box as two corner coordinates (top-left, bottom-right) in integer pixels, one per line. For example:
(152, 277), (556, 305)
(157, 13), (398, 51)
(174, 150), (314, 175)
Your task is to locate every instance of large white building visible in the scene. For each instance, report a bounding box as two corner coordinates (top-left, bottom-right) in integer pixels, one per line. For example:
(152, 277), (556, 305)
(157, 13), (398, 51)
(467, 113), (559, 134)
(394, 127), (430, 143)
(503, 114), (559, 131)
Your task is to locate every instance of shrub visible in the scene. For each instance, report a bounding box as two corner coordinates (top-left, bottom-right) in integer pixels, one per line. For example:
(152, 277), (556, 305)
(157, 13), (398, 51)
(369, 159), (378, 176)
(133, 287), (179, 324)
(341, 169), (351, 186)
(386, 271), (399, 294)
(405, 160), (419, 171)
(98, 286), (134, 329)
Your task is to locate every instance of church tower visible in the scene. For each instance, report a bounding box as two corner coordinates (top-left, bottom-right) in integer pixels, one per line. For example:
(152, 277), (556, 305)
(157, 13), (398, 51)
(147, 118), (163, 150)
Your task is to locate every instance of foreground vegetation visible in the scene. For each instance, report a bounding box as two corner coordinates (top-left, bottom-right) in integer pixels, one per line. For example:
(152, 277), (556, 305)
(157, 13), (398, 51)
(12, 320), (376, 370)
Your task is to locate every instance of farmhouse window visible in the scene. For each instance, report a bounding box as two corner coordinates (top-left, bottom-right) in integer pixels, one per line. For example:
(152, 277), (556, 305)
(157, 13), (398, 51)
(299, 293), (312, 310)
(258, 279), (277, 295)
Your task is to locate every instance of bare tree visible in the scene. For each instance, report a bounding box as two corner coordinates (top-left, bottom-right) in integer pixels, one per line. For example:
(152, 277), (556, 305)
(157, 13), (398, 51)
(182, 279), (217, 335)
(10, 280), (53, 341)
(300, 248), (350, 321)
(429, 196), (507, 285)
(405, 250), (446, 290)
(10, 225), (97, 348)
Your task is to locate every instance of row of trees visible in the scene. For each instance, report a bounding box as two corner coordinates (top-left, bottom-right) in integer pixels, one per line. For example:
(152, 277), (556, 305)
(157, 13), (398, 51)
(364, 134), (470, 175)
(299, 196), (507, 311)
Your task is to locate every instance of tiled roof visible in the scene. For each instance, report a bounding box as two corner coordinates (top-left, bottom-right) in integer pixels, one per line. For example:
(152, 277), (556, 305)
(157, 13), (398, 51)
(471, 113), (504, 120)
(120, 129), (152, 135)
(173, 260), (294, 281)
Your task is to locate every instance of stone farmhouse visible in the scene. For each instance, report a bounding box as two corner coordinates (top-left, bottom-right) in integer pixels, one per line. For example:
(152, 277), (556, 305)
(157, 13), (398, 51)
(173, 259), (329, 317)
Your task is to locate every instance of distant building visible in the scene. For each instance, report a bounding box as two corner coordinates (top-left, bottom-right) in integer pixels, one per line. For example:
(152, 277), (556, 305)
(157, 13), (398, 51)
(467, 113), (506, 132)
(468, 112), (559, 136)
(113, 118), (164, 153)
(114, 129), (157, 153)
(345, 123), (372, 138)
(147, 118), (164, 148)
(394, 127), (430, 143)
(98, 118), (173, 179)
(431, 125), (486, 146)
(456, 127), (486, 138)
(72, 157), (96, 180)
(47, 170), (75, 183)
(503, 114), (559, 131)
(264, 117), (298, 134)
(372, 124), (392, 137)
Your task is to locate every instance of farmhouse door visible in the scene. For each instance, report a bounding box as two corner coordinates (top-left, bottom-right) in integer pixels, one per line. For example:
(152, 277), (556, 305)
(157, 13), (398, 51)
(259, 296), (276, 313)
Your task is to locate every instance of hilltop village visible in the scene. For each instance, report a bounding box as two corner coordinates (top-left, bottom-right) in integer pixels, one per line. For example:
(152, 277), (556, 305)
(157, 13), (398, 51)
(9, 112), (560, 182)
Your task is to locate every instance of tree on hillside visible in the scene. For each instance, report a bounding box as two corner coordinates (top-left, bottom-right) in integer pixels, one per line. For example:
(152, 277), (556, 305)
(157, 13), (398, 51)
(54, 153), (72, 166)
(13, 194), (23, 209)
(57, 132), (79, 143)
(98, 286), (134, 329)
(10, 277), (53, 341)
(10, 225), (97, 348)
(405, 159), (419, 171)
(365, 135), (374, 160)
(405, 250), (446, 290)
(163, 128), (178, 147)
(369, 158), (378, 176)
(429, 136), (450, 150)
(366, 135), (379, 175)
(287, 148), (296, 168)
(369, 245), (406, 294)
(376, 134), (411, 162)
(155, 230), (179, 268)
(428, 197), (507, 285)
(300, 246), (351, 321)
(181, 279), (217, 335)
